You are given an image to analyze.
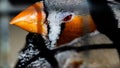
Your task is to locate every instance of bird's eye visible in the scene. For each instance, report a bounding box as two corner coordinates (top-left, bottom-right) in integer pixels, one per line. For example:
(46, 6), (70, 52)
(62, 14), (72, 22)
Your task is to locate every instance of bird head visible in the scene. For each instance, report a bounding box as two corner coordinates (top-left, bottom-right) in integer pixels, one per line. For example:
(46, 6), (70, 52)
(10, 0), (96, 48)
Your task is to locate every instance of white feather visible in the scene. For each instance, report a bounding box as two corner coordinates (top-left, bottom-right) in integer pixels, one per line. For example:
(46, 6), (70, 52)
(47, 11), (62, 49)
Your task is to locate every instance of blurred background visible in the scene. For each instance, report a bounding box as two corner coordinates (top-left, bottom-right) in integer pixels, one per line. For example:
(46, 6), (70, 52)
(0, 0), (39, 68)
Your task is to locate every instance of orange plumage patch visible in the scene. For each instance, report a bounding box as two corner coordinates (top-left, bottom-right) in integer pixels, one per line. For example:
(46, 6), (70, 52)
(10, 2), (47, 35)
(57, 15), (96, 46)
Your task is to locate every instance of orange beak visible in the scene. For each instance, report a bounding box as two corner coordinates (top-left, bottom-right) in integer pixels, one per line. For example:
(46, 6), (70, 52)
(57, 15), (96, 46)
(10, 2), (47, 35)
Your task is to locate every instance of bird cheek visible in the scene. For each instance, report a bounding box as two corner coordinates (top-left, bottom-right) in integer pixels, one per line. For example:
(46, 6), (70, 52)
(57, 15), (96, 46)
(57, 15), (84, 46)
(10, 2), (47, 36)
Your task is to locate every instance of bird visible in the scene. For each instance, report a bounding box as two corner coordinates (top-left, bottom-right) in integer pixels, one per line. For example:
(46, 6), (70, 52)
(10, 0), (120, 68)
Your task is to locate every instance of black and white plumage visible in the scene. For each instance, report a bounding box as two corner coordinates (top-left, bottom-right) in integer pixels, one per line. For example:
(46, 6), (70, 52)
(15, 33), (62, 68)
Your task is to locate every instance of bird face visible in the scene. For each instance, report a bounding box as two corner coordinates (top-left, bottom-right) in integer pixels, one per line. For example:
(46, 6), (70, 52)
(10, 1), (96, 48)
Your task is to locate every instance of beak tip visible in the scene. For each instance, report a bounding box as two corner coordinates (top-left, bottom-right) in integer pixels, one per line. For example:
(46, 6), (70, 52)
(10, 19), (16, 25)
(10, 21), (14, 25)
